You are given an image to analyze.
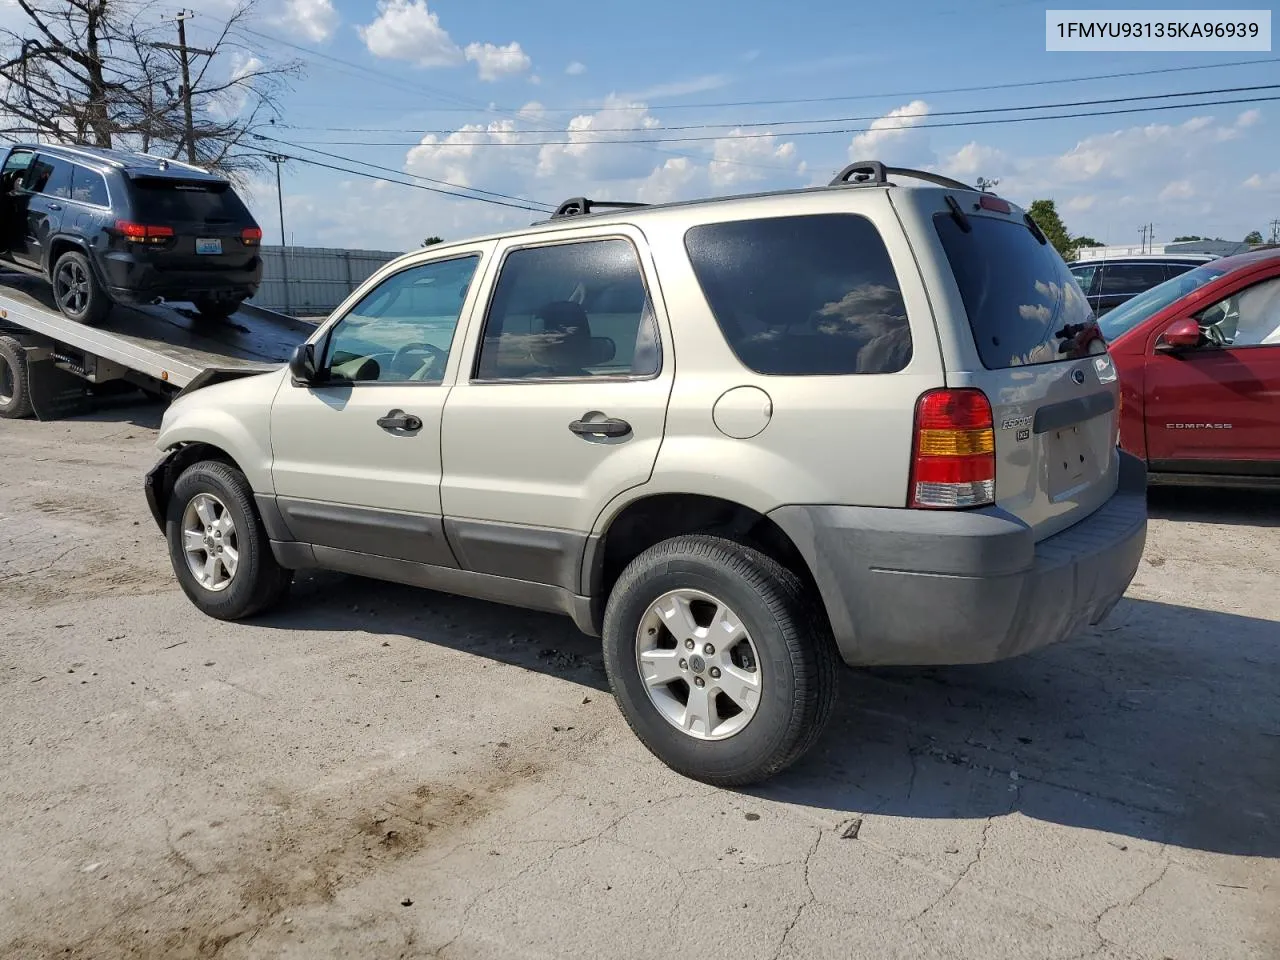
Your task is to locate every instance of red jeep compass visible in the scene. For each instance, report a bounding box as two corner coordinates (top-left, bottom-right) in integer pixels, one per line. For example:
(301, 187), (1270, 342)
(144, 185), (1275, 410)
(1099, 248), (1280, 487)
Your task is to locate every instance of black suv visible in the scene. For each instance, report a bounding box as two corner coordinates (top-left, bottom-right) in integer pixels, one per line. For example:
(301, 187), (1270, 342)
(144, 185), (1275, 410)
(1069, 254), (1218, 317)
(0, 143), (263, 325)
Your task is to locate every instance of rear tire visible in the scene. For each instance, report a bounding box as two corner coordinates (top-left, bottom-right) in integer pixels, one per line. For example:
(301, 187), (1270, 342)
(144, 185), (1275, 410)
(51, 250), (110, 326)
(193, 297), (244, 322)
(0, 334), (33, 419)
(602, 534), (838, 787)
(165, 460), (292, 620)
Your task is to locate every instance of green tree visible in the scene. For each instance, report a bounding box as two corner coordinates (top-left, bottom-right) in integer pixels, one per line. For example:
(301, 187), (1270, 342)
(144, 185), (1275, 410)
(1071, 236), (1103, 250)
(1173, 235), (1205, 242)
(1028, 199), (1074, 260)
(1244, 230), (1264, 245)
(422, 236), (444, 246)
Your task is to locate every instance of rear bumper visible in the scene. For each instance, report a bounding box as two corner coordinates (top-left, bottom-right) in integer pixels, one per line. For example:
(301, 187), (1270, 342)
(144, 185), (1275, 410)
(768, 451), (1149, 666)
(99, 251), (262, 304)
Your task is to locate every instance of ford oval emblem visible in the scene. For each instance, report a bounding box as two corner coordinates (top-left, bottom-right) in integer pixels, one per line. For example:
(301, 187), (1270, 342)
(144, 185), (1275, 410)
(1072, 369), (1086, 384)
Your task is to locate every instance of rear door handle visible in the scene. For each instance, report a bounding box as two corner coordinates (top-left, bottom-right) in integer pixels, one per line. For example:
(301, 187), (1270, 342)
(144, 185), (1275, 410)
(377, 409), (422, 432)
(569, 415), (631, 438)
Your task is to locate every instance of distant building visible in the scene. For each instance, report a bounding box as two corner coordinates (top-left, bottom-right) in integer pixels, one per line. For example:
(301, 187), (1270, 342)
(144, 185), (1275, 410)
(1075, 240), (1249, 261)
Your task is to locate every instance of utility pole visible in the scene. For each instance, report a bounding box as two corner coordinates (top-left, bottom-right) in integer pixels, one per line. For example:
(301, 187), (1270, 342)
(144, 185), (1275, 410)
(268, 154), (291, 314)
(1270, 218), (1280, 245)
(156, 11), (214, 164)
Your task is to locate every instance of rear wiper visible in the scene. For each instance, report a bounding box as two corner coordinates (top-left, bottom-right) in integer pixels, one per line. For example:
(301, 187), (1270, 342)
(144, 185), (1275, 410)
(1024, 213), (1048, 245)
(944, 195), (971, 233)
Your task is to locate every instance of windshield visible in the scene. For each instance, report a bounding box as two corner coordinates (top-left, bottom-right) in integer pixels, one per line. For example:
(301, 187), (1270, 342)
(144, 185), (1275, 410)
(1097, 262), (1230, 342)
(935, 213), (1098, 369)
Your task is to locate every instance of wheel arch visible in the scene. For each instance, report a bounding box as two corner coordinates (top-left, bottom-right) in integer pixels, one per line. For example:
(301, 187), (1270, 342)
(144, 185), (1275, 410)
(145, 441), (247, 532)
(45, 234), (96, 278)
(583, 492), (822, 631)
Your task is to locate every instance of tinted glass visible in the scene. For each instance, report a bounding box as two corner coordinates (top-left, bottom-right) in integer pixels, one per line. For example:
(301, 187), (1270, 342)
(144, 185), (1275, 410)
(1096, 263), (1230, 342)
(934, 214), (1096, 369)
(476, 239), (659, 380)
(322, 255), (480, 384)
(1099, 263), (1169, 295)
(26, 156), (72, 198)
(70, 166), (109, 206)
(128, 177), (252, 223)
(1166, 262), (1198, 279)
(684, 214), (912, 376)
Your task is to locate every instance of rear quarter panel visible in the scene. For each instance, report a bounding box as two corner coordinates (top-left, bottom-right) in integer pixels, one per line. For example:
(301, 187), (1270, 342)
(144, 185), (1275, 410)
(604, 189), (945, 522)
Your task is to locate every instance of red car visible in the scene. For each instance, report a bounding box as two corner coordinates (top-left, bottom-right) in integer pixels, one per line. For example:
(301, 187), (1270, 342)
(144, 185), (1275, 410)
(1099, 248), (1280, 487)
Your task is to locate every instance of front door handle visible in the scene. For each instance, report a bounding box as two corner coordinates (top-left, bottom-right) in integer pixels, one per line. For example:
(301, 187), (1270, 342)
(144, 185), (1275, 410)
(377, 409), (422, 432)
(569, 415), (631, 438)
(46, 202), (62, 211)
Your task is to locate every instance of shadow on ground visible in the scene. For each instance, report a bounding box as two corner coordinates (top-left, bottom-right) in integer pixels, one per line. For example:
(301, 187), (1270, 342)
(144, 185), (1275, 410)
(1147, 484), (1280, 528)
(261, 566), (1279, 858)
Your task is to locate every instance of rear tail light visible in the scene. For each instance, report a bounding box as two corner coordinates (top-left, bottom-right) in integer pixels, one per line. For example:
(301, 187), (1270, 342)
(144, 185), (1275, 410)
(241, 226), (262, 246)
(909, 388), (996, 509)
(115, 221), (173, 244)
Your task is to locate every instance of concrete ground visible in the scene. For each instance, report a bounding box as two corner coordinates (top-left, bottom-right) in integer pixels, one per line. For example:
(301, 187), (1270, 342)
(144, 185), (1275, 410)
(1, 398), (1277, 960)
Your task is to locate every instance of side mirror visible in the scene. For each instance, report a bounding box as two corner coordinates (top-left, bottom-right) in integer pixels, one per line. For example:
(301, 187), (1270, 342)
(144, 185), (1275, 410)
(1155, 318), (1202, 353)
(289, 342), (318, 384)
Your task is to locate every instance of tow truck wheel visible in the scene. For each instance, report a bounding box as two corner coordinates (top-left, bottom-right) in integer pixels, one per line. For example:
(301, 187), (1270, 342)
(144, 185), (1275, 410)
(165, 460), (293, 620)
(0, 335), (34, 419)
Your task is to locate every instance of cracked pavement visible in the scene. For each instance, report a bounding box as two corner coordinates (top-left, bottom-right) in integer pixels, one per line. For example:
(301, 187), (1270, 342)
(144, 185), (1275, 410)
(1, 400), (1277, 959)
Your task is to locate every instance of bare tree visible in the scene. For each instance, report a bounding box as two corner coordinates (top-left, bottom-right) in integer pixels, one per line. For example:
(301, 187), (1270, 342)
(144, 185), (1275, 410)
(0, 0), (301, 178)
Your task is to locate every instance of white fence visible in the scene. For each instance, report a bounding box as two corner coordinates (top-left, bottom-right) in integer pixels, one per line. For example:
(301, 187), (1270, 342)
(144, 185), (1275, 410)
(249, 245), (403, 317)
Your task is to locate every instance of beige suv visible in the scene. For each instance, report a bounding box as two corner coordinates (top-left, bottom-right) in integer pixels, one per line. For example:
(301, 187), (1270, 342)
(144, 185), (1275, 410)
(144, 162), (1148, 785)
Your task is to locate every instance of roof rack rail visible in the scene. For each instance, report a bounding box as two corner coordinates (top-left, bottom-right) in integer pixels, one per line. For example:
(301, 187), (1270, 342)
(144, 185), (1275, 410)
(552, 197), (650, 219)
(130, 152), (212, 174)
(829, 161), (975, 192)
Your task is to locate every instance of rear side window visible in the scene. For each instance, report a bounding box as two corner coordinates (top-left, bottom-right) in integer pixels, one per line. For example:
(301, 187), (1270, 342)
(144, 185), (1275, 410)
(70, 166), (109, 206)
(26, 156), (72, 198)
(127, 177), (252, 223)
(935, 214), (1097, 369)
(684, 214), (912, 375)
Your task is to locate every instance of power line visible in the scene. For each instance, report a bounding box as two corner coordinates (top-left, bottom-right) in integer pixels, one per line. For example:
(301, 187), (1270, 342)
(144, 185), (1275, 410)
(277, 82), (1280, 136)
(279, 92), (1280, 147)
(253, 133), (555, 210)
(241, 145), (548, 212)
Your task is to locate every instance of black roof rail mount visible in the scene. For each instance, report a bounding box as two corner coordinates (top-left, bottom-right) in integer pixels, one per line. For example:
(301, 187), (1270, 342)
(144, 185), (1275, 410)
(830, 161), (975, 193)
(552, 197), (650, 219)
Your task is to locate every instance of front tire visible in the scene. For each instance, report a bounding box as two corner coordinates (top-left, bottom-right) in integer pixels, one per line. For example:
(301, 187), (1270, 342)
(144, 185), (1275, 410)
(602, 534), (837, 787)
(165, 460), (292, 620)
(51, 250), (110, 326)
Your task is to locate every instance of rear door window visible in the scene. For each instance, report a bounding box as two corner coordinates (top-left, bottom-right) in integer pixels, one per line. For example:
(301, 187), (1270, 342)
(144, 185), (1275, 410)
(128, 177), (251, 223)
(70, 166), (109, 206)
(684, 214), (912, 375)
(1099, 263), (1169, 296)
(934, 213), (1097, 369)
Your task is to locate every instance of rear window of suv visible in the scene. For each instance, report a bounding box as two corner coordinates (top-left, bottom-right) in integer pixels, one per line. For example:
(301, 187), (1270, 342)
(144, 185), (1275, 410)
(935, 213), (1098, 369)
(684, 214), (912, 376)
(127, 177), (252, 223)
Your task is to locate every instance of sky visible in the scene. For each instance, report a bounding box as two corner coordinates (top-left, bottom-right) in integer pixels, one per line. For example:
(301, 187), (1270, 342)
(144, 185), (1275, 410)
(5, 0), (1280, 251)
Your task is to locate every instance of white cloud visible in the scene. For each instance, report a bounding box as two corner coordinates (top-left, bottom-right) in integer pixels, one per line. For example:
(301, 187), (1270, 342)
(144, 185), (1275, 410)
(635, 157), (702, 204)
(708, 130), (796, 187)
(358, 0), (463, 68)
(534, 96), (670, 182)
(1244, 172), (1280, 191)
(278, 0), (338, 43)
(565, 61), (587, 76)
(849, 100), (931, 163)
(939, 141), (1008, 181)
(1158, 179), (1194, 202)
(1238, 109), (1262, 127)
(464, 41), (532, 81)
(1065, 194), (1097, 212)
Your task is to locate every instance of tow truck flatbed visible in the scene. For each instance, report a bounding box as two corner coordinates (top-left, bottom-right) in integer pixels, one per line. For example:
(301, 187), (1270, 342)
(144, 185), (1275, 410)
(0, 271), (314, 417)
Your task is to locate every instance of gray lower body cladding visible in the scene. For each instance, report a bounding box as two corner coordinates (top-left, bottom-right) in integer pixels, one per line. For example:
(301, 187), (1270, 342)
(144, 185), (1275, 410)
(768, 451), (1149, 666)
